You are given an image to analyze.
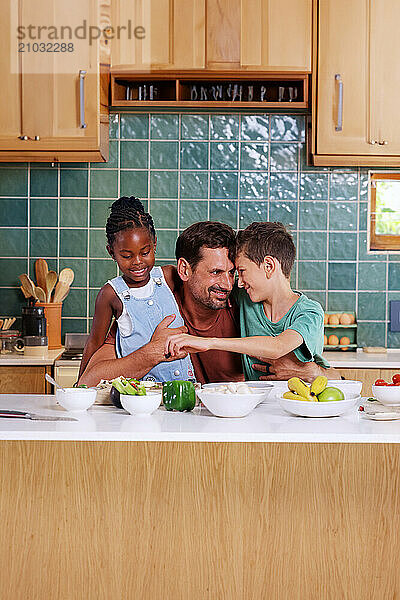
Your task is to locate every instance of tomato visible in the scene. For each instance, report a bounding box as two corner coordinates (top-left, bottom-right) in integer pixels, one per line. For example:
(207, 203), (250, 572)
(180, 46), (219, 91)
(374, 379), (388, 386)
(392, 374), (400, 385)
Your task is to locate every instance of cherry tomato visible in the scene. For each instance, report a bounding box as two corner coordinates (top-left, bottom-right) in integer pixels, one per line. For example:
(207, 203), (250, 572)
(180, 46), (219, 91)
(392, 374), (400, 385)
(374, 379), (388, 386)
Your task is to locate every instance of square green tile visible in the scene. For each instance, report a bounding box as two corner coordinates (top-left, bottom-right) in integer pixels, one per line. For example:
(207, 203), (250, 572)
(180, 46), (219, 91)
(387, 330), (400, 349)
(30, 228), (57, 257)
(269, 173), (298, 200)
(358, 291), (385, 320)
(357, 322), (385, 347)
(0, 169), (27, 196)
(120, 114), (148, 139)
(0, 199), (27, 226)
(269, 201), (297, 228)
(358, 233), (382, 261)
(329, 202), (357, 230)
(60, 170), (88, 197)
(62, 288), (87, 318)
(59, 258), (88, 287)
(181, 115), (209, 140)
(30, 198), (58, 227)
(61, 319), (88, 338)
(299, 201), (327, 230)
(270, 115), (305, 142)
(60, 198), (88, 227)
(327, 291), (356, 312)
(240, 116), (269, 141)
(60, 229), (88, 257)
(298, 232), (327, 260)
(0, 258), (28, 286)
(359, 172), (369, 199)
(304, 291), (326, 309)
(150, 115), (179, 139)
(150, 171), (178, 198)
(59, 162), (88, 169)
(239, 201), (267, 227)
(0, 228), (26, 257)
(94, 140), (119, 169)
(28, 258), (57, 278)
(179, 201), (208, 229)
(89, 229), (108, 258)
(180, 142), (208, 170)
(240, 172), (268, 199)
(297, 261), (326, 290)
(0, 288), (25, 316)
(89, 259), (117, 287)
(330, 173), (358, 200)
(90, 200), (112, 228)
(30, 169), (58, 197)
(210, 173), (238, 199)
(120, 171), (148, 198)
(120, 141), (148, 169)
(299, 143), (329, 173)
(210, 142), (238, 170)
(109, 114), (119, 139)
(151, 200), (178, 229)
(90, 170), (118, 198)
(150, 141), (179, 169)
(389, 264), (400, 290)
(358, 262), (387, 291)
(329, 232), (357, 260)
(359, 202), (368, 231)
(270, 143), (299, 171)
(240, 143), (268, 170)
(300, 173), (329, 200)
(155, 230), (178, 259)
(210, 115), (239, 140)
(89, 288), (100, 317)
(180, 172), (208, 199)
(328, 262), (356, 290)
(210, 201), (238, 228)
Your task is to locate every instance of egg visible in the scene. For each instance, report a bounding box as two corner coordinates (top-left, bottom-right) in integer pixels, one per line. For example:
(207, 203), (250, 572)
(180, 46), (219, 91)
(328, 334), (339, 346)
(328, 314), (340, 326)
(324, 314), (329, 325)
(340, 336), (351, 350)
(340, 313), (353, 325)
(324, 334), (328, 345)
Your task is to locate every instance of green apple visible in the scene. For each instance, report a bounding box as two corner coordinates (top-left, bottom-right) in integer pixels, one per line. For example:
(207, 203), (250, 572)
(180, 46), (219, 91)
(317, 387), (345, 402)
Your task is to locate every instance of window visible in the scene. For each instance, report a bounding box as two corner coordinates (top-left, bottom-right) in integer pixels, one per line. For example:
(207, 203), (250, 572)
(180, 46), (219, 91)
(370, 173), (400, 251)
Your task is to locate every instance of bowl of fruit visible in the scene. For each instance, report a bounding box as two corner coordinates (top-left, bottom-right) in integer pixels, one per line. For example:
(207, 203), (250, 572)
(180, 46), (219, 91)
(372, 374), (400, 406)
(277, 376), (361, 418)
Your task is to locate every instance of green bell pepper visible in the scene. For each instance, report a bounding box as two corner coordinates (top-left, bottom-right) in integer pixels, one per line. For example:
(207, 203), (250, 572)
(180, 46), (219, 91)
(163, 380), (196, 412)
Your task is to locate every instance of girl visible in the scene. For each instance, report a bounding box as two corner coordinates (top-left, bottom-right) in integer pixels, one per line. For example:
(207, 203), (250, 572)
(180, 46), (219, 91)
(79, 196), (195, 382)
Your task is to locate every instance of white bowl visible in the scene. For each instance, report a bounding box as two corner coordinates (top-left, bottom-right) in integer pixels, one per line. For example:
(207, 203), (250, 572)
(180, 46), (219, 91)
(372, 385), (400, 406)
(277, 393), (361, 418)
(201, 381), (272, 405)
(120, 392), (162, 416)
(197, 388), (267, 418)
(56, 387), (97, 413)
(327, 380), (363, 396)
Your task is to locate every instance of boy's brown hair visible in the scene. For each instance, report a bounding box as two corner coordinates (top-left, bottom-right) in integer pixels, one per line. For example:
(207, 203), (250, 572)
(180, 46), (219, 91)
(236, 222), (296, 278)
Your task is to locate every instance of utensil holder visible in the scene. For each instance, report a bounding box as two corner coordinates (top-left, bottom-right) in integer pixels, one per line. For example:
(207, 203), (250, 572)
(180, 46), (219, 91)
(36, 303), (62, 349)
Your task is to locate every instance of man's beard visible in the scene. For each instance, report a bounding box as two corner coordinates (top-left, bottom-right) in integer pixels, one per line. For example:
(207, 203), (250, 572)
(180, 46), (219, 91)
(191, 285), (230, 310)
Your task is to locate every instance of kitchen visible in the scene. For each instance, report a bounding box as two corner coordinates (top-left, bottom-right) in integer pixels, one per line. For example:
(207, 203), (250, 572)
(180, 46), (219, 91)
(1, 0), (400, 597)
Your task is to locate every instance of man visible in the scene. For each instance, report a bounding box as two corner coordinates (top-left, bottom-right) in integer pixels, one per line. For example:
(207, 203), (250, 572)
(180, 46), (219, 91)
(79, 222), (339, 386)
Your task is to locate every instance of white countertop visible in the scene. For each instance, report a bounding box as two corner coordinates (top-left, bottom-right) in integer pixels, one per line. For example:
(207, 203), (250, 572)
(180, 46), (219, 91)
(0, 348), (64, 366)
(1, 393), (400, 443)
(323, 350), (400, 369)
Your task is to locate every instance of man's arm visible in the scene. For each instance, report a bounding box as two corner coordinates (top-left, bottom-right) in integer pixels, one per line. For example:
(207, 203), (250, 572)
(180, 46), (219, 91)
(251, 352), (342, 383)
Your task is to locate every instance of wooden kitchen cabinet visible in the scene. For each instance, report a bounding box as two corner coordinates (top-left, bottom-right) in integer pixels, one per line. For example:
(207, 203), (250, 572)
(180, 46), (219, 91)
(337, 368), (400, 397)
(111, 0), (311, 72)
(312, 0), (400, 166)
(0, 0), (110, 163)
(0, 366), (52, 394)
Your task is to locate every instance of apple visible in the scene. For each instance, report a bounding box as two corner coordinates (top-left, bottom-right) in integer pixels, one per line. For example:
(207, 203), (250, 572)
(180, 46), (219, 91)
(317, 387), (345, 402)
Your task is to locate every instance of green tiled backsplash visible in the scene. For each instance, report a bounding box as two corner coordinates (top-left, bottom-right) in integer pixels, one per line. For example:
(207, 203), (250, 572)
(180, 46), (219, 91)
(1, 112), (399, 348)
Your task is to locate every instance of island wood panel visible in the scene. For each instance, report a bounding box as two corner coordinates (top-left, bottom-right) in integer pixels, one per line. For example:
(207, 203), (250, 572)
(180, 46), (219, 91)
(1, 442), (400, 599)
(0, 366), (52, 394)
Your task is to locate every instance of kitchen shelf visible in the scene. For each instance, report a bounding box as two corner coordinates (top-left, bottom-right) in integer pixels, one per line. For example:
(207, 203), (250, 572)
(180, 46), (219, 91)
(324, 344), (358, 351)
(110, 70), (309, 109)
(324, 324), (357, 328)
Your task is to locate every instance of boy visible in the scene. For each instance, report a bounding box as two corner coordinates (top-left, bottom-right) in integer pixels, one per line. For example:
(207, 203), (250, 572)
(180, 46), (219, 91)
(165, 221), (330, 379)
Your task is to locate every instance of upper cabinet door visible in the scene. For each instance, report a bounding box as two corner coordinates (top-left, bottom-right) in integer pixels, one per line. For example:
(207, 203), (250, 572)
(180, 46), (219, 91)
(0, 0), (22, 146)
(241, 0), (312, 71)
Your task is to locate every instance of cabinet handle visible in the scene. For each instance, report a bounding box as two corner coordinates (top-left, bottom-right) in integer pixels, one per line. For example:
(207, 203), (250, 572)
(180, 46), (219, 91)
(378, 140), (388, 145)
(19, 135), (28, 141)
(34, 135), (40, 141)
(335, 74), (343, 132)
(79, 70), (87, 129)
(369, 140), (377, 145)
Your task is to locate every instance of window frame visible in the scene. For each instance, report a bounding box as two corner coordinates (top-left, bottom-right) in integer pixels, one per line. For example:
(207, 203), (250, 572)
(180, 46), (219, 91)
(369, 172), (400, 251)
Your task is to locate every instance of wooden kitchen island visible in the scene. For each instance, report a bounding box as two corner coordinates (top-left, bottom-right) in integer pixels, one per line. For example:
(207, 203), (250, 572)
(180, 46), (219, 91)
(1, 395), (400, 599)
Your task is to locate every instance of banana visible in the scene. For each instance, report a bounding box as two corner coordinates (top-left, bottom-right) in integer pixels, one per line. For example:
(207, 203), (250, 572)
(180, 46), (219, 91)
(310, 375), (328, 398)
(283, 391), (309, 401)
(288, 377), (311, 400)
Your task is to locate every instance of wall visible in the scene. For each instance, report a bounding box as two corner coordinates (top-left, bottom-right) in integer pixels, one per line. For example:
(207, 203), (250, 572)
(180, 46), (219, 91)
(0, 112), (399, 347)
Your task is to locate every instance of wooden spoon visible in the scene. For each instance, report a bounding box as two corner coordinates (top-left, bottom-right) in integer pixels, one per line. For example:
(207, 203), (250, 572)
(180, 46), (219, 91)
(59, 268), (74, 287)
(45, 271), (58, 302)
(0, 319), (3, 330)
(19, 274), (36, 299)
(20, 285), (31, 299)
(35, 286), (46, 303)
(35, 259), (48, 292)
(53, 281), (70, 303)
(3, 317), (16, 330)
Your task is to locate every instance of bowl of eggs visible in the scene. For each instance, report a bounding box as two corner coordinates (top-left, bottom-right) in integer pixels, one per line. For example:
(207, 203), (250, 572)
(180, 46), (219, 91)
(323, 312), (356, 351)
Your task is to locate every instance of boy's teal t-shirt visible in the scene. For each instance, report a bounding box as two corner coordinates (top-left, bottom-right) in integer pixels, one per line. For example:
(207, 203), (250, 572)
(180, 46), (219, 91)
(234, 287), (330, 380)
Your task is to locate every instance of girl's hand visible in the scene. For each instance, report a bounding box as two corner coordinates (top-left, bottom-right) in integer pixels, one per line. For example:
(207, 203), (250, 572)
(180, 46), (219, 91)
(166, 334), (212, 357)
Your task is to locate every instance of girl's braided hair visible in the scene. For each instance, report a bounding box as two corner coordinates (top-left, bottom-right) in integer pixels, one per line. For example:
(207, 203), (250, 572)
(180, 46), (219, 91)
(106, 196), (156, 247)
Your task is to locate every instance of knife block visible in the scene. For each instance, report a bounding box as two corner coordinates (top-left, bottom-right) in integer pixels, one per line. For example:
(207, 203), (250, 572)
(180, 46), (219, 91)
(36, 303), (62, 349)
